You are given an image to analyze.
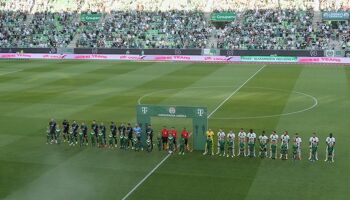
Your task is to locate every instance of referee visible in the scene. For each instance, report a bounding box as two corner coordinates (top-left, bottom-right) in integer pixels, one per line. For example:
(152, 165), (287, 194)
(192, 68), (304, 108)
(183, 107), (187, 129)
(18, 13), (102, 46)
(181, 127), (189, 152)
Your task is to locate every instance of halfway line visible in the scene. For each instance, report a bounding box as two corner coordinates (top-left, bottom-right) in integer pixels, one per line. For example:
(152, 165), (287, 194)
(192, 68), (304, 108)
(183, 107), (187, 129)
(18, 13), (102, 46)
(121, 153), (171, 200)
(207, 65), (266, 118)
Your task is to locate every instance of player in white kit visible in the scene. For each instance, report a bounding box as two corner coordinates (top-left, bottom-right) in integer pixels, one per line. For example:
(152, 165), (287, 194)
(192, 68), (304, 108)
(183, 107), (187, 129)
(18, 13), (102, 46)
(216, 129), (225, 155)
(280, 131), (290, 159)
(238, 128), (247, 157)
(325, 133), (335, 162)
(247, 129), (256, 157)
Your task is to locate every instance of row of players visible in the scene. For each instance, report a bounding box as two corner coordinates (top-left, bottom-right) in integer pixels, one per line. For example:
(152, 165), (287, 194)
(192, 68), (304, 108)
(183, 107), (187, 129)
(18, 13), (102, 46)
(203, 128), (336, 162)
(47, 119), (190, 154)
(47, 119), (336, 162)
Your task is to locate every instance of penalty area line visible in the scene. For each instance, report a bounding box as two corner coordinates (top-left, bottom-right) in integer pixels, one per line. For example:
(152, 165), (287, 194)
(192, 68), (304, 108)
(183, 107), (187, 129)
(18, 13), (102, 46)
(207, 65), (266, 118)
(122, 65), (266, 200)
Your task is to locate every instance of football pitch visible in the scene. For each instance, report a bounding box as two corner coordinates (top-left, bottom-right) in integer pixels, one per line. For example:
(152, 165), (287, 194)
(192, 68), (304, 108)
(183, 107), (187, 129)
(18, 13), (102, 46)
(0, 60), (349, 200)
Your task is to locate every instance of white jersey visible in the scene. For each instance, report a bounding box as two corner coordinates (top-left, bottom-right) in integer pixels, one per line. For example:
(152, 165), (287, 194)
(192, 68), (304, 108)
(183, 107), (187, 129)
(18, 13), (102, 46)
(217, 131), (225, 141)
(326, 137), (335, 146)
(238, 131), (246, 142)
(227, 132), (235, 142)
(247, 132), (256, 143)
(309, 136), (319, 145)
(281, 134), (290, 143)
(259, 135), (268, 144)
(294, 137), (302, 147)
(270, 134), (279, 143)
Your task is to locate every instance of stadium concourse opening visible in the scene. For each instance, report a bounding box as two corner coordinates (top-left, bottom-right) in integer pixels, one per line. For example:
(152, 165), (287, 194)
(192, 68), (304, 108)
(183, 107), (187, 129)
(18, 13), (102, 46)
(137, 105), (208, 150)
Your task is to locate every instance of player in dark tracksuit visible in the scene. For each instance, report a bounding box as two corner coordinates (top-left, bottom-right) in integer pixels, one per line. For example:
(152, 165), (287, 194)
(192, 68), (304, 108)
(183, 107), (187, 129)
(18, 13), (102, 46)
(126, 123), (133, 148)
(110, 122), (117, 147)
(100, 122), (106, 146)
(80, 122), (88, 145)
(48, 119), (56, 143)
(146, 125), (154, 151)
(71, 120), (79, 145)
(118, 123), (126, 148)
(62, 119), (69, 142)
(91, 120), (99, 143)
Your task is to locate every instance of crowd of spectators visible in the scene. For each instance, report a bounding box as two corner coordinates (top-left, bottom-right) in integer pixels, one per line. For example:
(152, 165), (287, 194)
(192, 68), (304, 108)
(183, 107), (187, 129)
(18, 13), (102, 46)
(0, 11), (29, 47)
(0, 0), (349, 49)
(216, 9), (331, 50)
(0, 0), (34, 12)
(78, 11), (211, 48)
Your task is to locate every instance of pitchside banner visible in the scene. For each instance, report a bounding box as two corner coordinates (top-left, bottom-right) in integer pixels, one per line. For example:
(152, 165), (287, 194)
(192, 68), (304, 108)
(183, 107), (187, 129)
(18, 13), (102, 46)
(322, 12), (350, 21)
(80, 13), (102, 22)
(241, 56), (297, 62)
(137, 105), (208, 150)
(1, 53), (350, 64)
(210, 12), (236, 22)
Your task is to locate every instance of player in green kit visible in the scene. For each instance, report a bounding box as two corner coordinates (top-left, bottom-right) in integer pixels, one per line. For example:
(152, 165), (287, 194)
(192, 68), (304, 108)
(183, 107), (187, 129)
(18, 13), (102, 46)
(280, 141), (288, 160)
(310, 142), (318, 162)
(292, 141), (298, 161)
(157, 134), (162, 151)
(258, 131), (268, 158)
(90, 131), (96, 147)
(309, 133), (319, 162)
(98, 131), (104, 148)
(168, 133), (174, 154)
(119, 134), (124, 149)
(133, 134), (139, 151)
(247, 129), (256, 157)
(270, 131), (278, 159)
(226, 130), (235, 158)
(78, 130), (84, 147)
(179, 137), (185, 155)
(69, 127), (75, 146)
(218, 137), (225, 157)
(238, 129), (246, 157)
(326, 144), (334, 162)
(325, 133), (335, 162)
(108, 134), (114, 148)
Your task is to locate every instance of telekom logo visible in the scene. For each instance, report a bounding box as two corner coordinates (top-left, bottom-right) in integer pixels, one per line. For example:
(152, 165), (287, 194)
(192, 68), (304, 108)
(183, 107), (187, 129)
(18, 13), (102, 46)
(141, 107), (148, 114)
(197, 108), (205, 117)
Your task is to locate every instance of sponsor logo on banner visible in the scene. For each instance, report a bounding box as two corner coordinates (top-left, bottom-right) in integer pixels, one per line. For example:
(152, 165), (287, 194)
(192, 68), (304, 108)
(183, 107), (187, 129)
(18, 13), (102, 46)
(197, 108), (205, 117)
(310, 50), (318, 57)
(141, 107), (148, 114)
(169, 107), (176, 114)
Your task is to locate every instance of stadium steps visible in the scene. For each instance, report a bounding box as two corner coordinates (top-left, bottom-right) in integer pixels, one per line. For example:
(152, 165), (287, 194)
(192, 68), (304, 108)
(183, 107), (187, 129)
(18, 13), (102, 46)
(204, 12), (217, 48)
(67, 13), (85, 48)
(24, 13), (34, 26)
(312, 11), (321, 30)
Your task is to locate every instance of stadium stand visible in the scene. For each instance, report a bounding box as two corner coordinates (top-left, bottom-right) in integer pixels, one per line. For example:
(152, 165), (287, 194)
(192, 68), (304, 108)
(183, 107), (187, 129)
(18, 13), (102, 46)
(78, 11), (211, 48)
(0, 0), (349, 49)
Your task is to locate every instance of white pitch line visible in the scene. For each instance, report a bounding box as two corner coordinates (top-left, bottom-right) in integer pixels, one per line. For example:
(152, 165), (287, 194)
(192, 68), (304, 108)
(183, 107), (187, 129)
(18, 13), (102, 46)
(121, 153), (171, 200)
(122, 65), (266, 200)
(121, 133), (192, 200)
(207, 65), (266, 118)
(0, 69), (23, 76)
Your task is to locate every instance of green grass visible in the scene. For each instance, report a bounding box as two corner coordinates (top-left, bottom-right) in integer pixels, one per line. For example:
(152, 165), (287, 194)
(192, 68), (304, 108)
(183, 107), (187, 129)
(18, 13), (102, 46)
(0, 60), (349, 200)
